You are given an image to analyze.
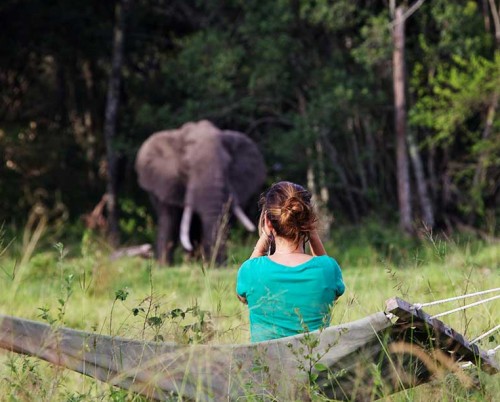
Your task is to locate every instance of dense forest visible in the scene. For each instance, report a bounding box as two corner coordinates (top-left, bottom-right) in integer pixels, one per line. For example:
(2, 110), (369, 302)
(1, 0), (499, 244)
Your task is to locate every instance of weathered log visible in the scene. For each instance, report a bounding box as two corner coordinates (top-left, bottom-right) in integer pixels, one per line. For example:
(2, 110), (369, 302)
(109, 244), (153, 261)
(1, 298), (498, 401)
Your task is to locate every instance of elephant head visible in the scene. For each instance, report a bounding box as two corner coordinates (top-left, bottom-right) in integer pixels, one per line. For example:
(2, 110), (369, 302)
(135, 120), (266, 264)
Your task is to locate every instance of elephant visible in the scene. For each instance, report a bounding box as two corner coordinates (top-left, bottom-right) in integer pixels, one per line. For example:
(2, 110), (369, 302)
(135, 120), (266, 265)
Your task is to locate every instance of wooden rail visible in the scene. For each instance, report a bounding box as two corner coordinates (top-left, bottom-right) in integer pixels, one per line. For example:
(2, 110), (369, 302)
(386, 297), (499, 375)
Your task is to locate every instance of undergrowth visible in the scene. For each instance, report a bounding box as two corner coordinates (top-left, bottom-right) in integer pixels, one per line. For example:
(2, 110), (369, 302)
(0, 222), (498, 400)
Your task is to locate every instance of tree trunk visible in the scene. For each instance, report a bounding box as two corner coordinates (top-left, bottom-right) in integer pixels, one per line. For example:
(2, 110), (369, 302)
(359, 114), (377, 186)
(82, 60), (98, 186)
(468, 90), (499, 224)
(408, 131), (435, 228)
(306, 146), (318, 203)
(297, 90), (331, 234)
(393, 7), (413, 234)
(469, 0), (500, 222)
(472, 92), (498, 189)
(321, 133), (360, 222)
(314, 138), (333, 239)
(482, 0), (491, 32)
(56, 60), (68, 125)
(104, 0), (131, 247)
(427, 143), (438, 201)
(442, 148), (453, 208)
(488, 0), (500, 47)
(349, 117), (368, 194)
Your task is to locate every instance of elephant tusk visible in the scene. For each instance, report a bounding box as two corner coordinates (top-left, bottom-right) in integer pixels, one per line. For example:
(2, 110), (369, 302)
(180, 206), (194, 251)
(233, 205), (256, 232)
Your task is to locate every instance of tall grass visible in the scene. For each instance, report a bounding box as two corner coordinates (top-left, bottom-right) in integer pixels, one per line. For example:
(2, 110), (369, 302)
(0, 223), (499, 400)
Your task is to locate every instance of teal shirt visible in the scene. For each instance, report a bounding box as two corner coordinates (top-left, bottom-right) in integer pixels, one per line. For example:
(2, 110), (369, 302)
(236, 255), (345, 342)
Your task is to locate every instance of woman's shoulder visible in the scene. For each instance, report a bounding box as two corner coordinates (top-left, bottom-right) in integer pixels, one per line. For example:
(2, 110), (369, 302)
(238, 256), (268, 282)
(239, 256), (268, 270)
(315, 255), (341, 269)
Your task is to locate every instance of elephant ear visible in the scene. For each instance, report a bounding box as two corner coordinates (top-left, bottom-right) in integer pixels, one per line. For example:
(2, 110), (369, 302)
(135, 128), (187, 206)
(220, 130), (266, 206)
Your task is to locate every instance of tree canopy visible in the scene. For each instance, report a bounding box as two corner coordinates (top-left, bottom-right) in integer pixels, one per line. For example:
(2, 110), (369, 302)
(1, 0), (499, 238)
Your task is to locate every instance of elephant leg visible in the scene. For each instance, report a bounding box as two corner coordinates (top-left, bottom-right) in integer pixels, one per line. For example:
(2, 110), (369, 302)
(156, 206), (168, 265)
(157, 205), (178, 265)
(150, 195), (176, 266)
(169, 206), (182, 255)
(149, 194), (182, 265)
(150, 195), (165, 263)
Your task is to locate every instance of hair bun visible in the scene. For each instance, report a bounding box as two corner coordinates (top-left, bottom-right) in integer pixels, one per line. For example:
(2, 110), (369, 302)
(280, 196), (310, 228)
(260, 181), (317, 244)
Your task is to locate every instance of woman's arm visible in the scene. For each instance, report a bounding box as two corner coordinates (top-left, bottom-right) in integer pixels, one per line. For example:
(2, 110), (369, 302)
(248, 231), (270, 259)
(309, 230), (327, 256)
(237, 232), (269, 305)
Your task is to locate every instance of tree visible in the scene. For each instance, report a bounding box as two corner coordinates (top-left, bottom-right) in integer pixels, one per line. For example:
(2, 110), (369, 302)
(104, 0), (132, 247)
(1, 0), (500, 238)
(392, 5), (413, 233)
(390, 0), (429, 233)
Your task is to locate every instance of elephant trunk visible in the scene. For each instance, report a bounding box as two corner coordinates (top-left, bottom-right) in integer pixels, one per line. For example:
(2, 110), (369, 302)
(179, 186), (255, 256)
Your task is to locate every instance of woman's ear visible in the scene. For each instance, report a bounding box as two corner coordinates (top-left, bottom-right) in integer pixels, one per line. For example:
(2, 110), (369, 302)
(258, 209), (266, 235)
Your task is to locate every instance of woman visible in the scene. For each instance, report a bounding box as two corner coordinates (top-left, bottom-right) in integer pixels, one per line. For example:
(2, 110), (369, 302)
(236, 181), (345, 342)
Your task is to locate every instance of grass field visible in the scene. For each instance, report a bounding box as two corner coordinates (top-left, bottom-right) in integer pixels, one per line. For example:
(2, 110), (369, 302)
(0, 224), (499, 400)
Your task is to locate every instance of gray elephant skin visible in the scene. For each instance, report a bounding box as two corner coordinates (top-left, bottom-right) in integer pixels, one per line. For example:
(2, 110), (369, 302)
(135, 120), (266, 265)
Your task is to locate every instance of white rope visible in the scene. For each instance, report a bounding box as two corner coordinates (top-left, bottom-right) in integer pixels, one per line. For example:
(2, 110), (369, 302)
(462, 345), (499, 366)
(430, 294), (500, 319)
(411, 287), (500, 361)
(487, 344), (500, 356)
(470, 324), (500, 344)
(414, 287), (500, 310)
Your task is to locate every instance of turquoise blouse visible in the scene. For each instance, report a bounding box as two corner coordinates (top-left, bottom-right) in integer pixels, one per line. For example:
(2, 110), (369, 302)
(236, 255), (345, 342)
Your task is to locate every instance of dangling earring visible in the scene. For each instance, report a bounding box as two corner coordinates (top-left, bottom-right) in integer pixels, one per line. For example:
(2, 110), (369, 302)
(268, 232), (274, 256)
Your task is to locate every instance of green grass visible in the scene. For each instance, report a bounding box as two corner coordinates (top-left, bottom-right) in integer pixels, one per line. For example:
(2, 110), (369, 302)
(0, 225), (499, 400)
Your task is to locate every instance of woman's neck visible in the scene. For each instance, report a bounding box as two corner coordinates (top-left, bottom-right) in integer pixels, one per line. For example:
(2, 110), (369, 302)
(273, 236), (304, 254)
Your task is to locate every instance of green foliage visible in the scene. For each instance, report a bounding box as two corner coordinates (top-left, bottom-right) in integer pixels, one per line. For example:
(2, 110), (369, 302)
(114, 287), (129, 301)
(410, 55), (500, 141)
(131, 296), (214, 344)
(37, 243), (75, 326)
(118, 197), (154, 242)
(1, 1), (500, 238)
(351, 12), (393, 68)
(1, 227), (500, 399)
(300, 0), (359, 31)
(410, 53), (500, 219)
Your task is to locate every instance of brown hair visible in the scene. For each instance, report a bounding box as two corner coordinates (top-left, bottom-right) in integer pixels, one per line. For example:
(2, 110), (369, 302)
(259, 181), (317, 244)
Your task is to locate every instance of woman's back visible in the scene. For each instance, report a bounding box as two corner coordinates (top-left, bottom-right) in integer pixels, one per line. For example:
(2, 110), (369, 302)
(237, 255), (345, 342)
(236, 181), (346, 342)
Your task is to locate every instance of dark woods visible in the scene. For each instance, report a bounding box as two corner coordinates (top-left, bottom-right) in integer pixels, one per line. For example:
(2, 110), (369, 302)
(1, 0), (499, 239)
